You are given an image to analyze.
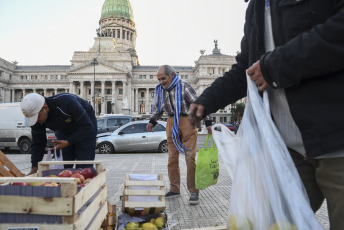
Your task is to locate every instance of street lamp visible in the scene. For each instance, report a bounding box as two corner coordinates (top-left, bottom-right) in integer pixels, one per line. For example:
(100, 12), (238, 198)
(91, 58), (98, 112)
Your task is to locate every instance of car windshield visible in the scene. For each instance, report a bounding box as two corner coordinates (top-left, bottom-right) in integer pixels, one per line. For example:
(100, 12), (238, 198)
(97, 119), (105, 128)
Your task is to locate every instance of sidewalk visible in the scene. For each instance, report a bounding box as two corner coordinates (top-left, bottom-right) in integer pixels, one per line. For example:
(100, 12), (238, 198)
(5, 153), (329, 229)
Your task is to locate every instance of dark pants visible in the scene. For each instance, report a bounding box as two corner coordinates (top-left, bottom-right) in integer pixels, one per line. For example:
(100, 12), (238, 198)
(289, 149), (344, 230)
(55, 114), (97, 168)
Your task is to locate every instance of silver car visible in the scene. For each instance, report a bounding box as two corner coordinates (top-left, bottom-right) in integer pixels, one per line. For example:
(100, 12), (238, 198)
(96, 120), (168, 154)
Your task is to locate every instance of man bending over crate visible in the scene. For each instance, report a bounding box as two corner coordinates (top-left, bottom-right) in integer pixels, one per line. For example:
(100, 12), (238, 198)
(146, 65), (212, 205)
(21, 93), (97, 175)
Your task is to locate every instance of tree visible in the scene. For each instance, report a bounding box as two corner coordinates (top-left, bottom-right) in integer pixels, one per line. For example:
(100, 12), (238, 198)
(231, 103), (245, 122)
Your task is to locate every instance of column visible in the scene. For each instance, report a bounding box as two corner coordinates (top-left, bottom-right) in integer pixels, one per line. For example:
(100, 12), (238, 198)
(146, 88), (149, 114)
(54, 88), (58, 96)
(11, 89), (15, 102)
(101, 81), (105, 114)
(69, 82), (73, 94)
(80, 81), (84, 99)
(22, 88), (26, 98)
(91, 81), (95, 109)
(33, 89), (36, 93)
(65, 88), (69, 93)
(123, 80), (127, 101)
(111, 81), (116, 113)
(127, 80), (132, 112)
(44, 88), (47, 97)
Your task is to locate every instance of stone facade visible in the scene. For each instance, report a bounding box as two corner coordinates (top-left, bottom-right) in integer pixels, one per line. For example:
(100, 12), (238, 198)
(0, 2), (244, 124)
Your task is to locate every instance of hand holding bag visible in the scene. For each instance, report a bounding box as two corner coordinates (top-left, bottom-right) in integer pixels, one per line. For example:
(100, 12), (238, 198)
(195, 134), (219, 190)
(212, 73), (323, 229)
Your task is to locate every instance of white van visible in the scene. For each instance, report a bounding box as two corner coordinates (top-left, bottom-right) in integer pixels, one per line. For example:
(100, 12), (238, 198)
(0, 103), (55, 154)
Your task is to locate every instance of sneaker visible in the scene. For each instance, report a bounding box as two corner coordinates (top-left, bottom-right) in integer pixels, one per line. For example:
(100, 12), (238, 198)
(165, 191), (181, 198)
(189, 193), (199, 205)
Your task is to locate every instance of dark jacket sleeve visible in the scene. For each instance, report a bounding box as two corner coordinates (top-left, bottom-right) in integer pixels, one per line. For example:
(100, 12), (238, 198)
(261, 4), (344, 89)
(31, 124), (47, 168)
(195, 34), (249, 116)
(65, 97), (94, 145)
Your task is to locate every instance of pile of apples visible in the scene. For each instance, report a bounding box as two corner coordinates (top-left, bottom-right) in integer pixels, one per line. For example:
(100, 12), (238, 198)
(11, 168), (96, 187)
(57, 168), (96, 187)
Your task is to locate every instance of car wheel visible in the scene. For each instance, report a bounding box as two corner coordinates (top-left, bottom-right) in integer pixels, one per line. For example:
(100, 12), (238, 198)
(98, 142), (114, 154)
(158, 140), (168, 153)
(19, 138), (31, 154)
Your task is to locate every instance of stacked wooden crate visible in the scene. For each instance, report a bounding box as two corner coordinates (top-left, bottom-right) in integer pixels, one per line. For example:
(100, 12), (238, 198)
(120, 173), (168, 229)
(0, 160), (115, 230)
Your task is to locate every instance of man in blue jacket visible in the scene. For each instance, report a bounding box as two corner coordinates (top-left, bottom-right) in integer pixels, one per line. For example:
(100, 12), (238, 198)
(21, 93), (97, 175)
(189, 0), (344, 229)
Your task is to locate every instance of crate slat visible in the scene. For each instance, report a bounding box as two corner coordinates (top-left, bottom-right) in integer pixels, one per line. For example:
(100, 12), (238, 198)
(0, 150), (24, 177)
(0, 195), (73, 215)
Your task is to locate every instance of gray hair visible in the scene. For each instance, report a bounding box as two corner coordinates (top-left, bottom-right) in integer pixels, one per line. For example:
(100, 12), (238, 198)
(160, 65), (176, 77)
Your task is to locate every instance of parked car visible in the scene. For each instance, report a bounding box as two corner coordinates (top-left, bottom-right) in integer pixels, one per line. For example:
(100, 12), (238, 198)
(97, 115), (133, 134)
(224, 124), (234, 131)
(96, 120), (167, 154)
(0, 102), (56, 154)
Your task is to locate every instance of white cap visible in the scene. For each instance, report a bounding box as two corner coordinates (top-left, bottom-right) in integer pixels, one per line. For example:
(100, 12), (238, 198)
(20, 93), (45, 126)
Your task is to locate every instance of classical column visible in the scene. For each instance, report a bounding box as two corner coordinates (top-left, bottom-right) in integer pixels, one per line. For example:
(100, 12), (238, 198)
(33, 89), (36, 93)
(111, 81), (116, 113)
(91, 81), (95, 109)
(127, 80), (132, 112)
(80, 81), (84, 99)
(11, 89), (15, 102)
(101, 81), (105, 114)
(44, 88), (47, 97)
(146, 88), (149, 114)
(54, 88), (58, 96)
(69, 82), (73, 94)
(22, 88), (26, 98)
(65, 88), (69, 93)
(123, 80), (127, 101)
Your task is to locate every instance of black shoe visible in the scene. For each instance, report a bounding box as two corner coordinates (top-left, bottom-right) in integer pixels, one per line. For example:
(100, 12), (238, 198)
(189, 193), (199, 205)
(165, 191), (181, 198)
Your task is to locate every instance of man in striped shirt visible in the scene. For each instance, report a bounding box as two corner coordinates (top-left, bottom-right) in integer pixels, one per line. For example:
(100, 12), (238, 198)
(147, 65), (212, 205)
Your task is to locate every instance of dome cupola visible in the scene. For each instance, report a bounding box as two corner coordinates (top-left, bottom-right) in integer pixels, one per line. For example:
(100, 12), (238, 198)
(100, 0), (134, 22)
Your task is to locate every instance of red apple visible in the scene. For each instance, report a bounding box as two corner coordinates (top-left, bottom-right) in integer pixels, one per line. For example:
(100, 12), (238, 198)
(80, 168), (94, 179)
(12, 182), (29, 186)
(84, 178), (93, 184)
(58, 169), (73, 177)
(73, 170), (81, 175)
(72, 174), (85, 184)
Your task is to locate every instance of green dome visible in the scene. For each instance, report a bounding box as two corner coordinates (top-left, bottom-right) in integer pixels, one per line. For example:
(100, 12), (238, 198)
(100, 0), (134, 22)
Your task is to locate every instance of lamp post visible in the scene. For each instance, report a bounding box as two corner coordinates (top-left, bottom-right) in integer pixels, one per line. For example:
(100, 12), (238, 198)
(91, 58), (98, 112)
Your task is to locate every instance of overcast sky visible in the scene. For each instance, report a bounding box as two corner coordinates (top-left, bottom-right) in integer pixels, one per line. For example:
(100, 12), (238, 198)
(0, 0), (247, 66)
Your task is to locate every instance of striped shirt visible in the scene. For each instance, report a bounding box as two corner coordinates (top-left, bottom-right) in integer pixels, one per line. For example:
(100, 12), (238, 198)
(150, 81), (212, 123)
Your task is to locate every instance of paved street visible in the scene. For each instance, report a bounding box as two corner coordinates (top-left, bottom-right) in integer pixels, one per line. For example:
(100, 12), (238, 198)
(1, 134), (329, 229)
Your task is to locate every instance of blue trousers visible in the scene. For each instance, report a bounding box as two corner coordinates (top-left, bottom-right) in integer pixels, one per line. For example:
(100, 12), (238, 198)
(55, 115), (97, 168)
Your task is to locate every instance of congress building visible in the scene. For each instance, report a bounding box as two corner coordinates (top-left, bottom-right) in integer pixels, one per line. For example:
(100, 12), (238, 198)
(0, 0), (242, 124)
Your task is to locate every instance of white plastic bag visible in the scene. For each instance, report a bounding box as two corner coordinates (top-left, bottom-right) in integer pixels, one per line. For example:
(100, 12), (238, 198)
(46, 147), (64, 170)
(212, 73), (323, 230)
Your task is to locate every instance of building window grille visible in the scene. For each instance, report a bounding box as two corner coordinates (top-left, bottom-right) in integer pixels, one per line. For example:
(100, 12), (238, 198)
(127, 31), (129, 40)
(139, 75), (142, 79)
(150, 75), (153, 79)
(151, 92), (154, 98)
(122, 30), (125, 39)
(117, 29), (120, 38)
(141, 92), (145, 98)
(119, 88), (123, 95)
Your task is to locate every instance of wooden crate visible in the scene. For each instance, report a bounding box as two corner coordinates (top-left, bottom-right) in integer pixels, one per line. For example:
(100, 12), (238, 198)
(101, 203), (117, 230)
(122, 173), (166, 216)
(0, 160), (108, 230)
(0, 150), (25, 177)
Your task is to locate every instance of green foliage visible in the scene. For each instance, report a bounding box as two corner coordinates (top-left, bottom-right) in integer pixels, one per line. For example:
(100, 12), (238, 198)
(231, 103), (245, 122)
